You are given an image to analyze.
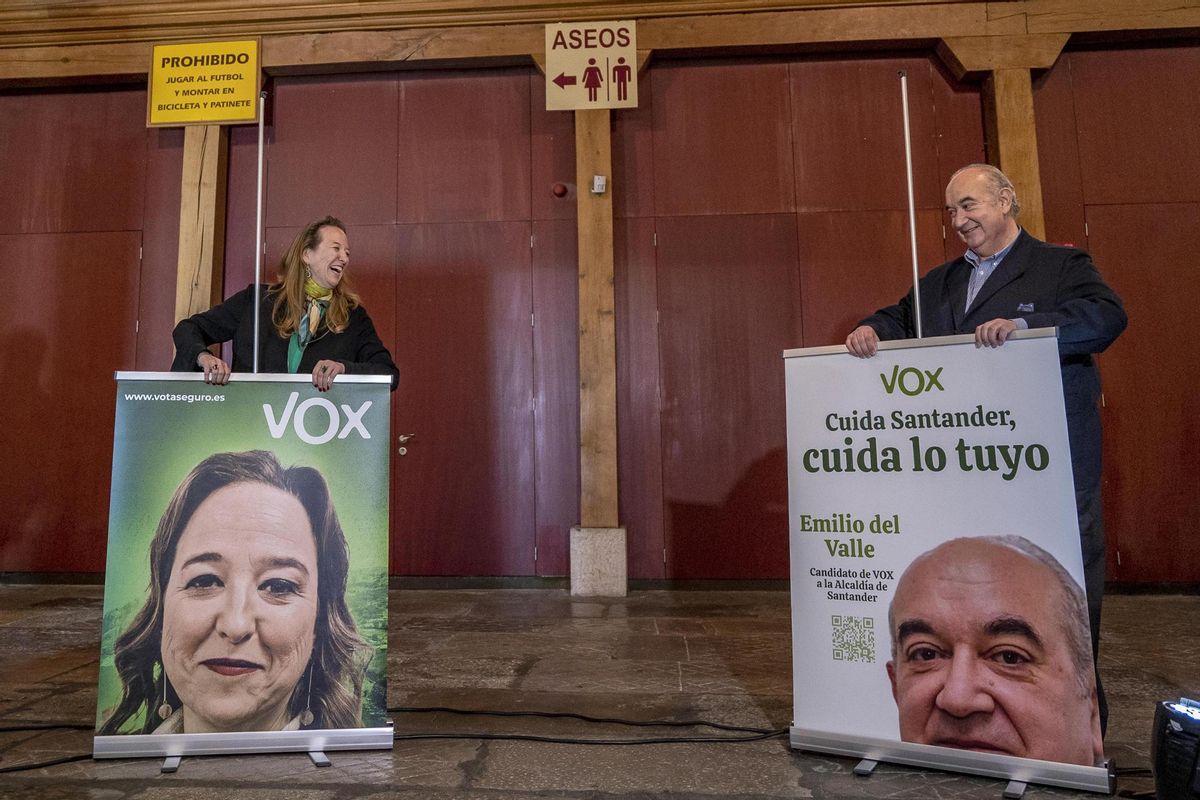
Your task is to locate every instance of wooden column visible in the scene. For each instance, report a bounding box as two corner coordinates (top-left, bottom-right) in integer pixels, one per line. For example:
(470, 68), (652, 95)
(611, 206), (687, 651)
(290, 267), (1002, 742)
(575, 107), (618, 528)
(938, 34), (1068, 241)
(983, 68), (1045, 240)
(174, 124), (228, 323)
(570, 106), (626, 596)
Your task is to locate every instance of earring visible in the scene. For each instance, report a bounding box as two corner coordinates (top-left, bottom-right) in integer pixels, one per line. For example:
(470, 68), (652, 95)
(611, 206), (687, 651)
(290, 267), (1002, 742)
(157, 671), (173, 721)
(300, 664), (315, 727)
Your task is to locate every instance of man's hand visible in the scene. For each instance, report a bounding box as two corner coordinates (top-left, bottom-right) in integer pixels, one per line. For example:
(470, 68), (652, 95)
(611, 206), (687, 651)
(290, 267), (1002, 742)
(197, 352), (231, 385)
(974, 318), (1018, 348)
(845, 325), (880, 358)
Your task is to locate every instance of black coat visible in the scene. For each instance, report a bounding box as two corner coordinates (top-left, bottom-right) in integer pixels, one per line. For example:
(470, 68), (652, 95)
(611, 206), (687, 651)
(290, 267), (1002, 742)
(171, 284), (398, 390)
(858, 230), (1127, 490)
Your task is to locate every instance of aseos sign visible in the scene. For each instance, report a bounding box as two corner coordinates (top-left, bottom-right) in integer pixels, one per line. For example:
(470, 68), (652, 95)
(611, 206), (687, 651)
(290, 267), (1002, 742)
(544, 21), (638, 111)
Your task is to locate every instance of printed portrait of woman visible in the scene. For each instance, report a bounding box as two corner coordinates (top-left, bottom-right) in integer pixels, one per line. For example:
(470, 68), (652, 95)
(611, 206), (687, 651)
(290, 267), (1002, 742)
(98, 450), (371, 735)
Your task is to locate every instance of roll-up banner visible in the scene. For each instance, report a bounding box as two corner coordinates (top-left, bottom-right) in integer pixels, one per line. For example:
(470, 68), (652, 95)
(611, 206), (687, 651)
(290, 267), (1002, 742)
(94, 373), (392, 758)
(784, 330), (1112, 794)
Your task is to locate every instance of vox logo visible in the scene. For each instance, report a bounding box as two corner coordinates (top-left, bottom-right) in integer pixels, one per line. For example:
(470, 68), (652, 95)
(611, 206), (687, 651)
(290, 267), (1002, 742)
(263, 392), (373, 444)
(880, 365), (944, 396)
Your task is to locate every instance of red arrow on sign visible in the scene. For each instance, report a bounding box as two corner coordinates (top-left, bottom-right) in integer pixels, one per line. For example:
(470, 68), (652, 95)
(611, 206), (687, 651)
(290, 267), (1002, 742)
(552, 72), (577, 89)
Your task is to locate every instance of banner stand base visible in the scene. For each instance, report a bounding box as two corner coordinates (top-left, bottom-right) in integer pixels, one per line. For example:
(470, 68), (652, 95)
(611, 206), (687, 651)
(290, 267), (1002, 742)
(1003, 780), (1028, 799)
(790, 727), (1114, 795)
(95, 723), (394, 760)
(309, 751), (332, 767)
(852, 758), (878, 776)
(161, 755), (181, 773)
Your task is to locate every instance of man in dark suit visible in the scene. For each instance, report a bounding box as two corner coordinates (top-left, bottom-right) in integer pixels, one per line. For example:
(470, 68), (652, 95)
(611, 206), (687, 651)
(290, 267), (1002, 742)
(845, 163), (1127, 731)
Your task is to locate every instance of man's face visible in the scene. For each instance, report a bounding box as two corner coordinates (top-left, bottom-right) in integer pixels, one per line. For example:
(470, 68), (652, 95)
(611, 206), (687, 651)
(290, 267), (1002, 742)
(886, 539), (1102, 766)
(944, 169), (1019, 257)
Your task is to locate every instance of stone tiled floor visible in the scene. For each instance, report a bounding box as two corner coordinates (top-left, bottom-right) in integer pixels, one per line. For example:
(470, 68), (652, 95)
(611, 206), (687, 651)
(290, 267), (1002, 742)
(0, 584), (1196, 799)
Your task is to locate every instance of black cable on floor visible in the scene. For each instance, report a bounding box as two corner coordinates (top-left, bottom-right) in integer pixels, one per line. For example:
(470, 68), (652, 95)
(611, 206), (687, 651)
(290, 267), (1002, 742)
(0, 753), (92, 774)
(0, 711), (787, 773)
(0, 723), (93, 733)
(388, 705), (779, 735)
(394, 729), (788, 745)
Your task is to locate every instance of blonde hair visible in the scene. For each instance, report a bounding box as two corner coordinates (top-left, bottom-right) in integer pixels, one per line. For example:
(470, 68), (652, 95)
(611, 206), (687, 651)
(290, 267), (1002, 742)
(271, 216), (360, 338)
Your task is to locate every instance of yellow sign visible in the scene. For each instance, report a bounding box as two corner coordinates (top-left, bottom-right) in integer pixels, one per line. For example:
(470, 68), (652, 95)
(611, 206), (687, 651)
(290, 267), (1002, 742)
(147, 39), (261, 127)
(545, 21), (637, 111)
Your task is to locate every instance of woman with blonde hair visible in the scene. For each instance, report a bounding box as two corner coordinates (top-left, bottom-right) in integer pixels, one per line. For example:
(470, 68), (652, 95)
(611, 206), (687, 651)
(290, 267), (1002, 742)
(172, 216), (397, 391)
(98, 450), (374, 735)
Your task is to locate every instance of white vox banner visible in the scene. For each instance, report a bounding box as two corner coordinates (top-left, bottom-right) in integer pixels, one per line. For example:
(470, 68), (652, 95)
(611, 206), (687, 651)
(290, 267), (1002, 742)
(784, 329), (1110, 793)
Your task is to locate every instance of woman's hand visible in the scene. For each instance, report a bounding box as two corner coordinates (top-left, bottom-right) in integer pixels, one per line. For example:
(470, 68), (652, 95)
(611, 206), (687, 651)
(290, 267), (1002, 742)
(197, 352), (232, 385)
(312, 359), (345, 392)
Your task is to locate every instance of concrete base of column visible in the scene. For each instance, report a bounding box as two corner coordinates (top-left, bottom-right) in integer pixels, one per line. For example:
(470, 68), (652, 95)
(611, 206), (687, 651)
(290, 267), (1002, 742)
(569, 526), (627, 597)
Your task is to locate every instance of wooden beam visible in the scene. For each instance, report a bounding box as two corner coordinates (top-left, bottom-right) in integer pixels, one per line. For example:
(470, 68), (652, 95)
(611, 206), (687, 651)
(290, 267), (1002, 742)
(983, 68), (1046, 241)
(2, 1), (1198, 83)
(0, 41), (150, 83)
(0, 1), (980, 48)
(264, 25), (543, 71)
(174, 124), (228, 325)
(575, 108), (619, 529)
(1019, 0), (1200, 35)
(938, 33), (1069, 79)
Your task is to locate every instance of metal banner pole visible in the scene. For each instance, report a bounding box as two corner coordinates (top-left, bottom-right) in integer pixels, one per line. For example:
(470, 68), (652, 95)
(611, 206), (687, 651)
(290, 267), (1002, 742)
(253, 90), (266, 373)
(899, 71), (923, 339)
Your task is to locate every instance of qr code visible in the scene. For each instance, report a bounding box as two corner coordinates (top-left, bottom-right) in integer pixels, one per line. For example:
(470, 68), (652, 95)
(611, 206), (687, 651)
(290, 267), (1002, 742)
(831, 615), (875, 663)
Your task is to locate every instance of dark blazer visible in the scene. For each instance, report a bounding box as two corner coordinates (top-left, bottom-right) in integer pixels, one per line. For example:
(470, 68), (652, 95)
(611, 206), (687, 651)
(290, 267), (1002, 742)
(859, 230), (1127, 489)
(171, 284), (399, 390)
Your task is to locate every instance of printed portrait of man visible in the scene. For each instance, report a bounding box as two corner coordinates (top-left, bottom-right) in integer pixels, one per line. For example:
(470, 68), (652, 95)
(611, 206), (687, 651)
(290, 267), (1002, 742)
(886, 535), (1103, 766)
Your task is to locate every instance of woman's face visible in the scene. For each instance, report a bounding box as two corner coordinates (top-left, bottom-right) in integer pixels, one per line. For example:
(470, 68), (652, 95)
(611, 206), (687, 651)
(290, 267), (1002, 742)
(161, 481), (319, 733)
(302, 225), (349, 290)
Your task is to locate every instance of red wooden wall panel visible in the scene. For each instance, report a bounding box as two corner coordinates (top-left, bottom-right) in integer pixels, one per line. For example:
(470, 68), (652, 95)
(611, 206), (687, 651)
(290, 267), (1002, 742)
(656, 214), (800, 579)
(930, 57), (987, 207)
(1032, 59), (1088, 248)
(0, 231), (140, 572)
(265, 75), (399, 227)
(652, 60), (795, 216)
(613, 67), (656, 220)
(531, 219), (579, 576)
(1084, 203), (1200, 583)
(615, 217), (665, 579)
(0, 88), (148, 235)
(791, 56), (941, 213)
(135, 128), (184, 370)
(929, 58), (986, 263)
(391, 221), (535, 576)
(620, 53), (982, 578)
(0, 86), (162, 573)
(796, 209), (946, 348)
(223, 123), (265, 296)
(1031, 45), (1200, 583)
(397, 69), (531, 224)
(1068, 47), (1200, 206)
(530, 73), (577, 222)
(219, 68), (575, 578)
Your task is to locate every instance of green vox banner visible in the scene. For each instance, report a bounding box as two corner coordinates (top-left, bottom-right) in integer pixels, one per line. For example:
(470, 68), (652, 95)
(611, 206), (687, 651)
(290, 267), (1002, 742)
(94, 373), (392, 758)
(784, 331), (1110, 794)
